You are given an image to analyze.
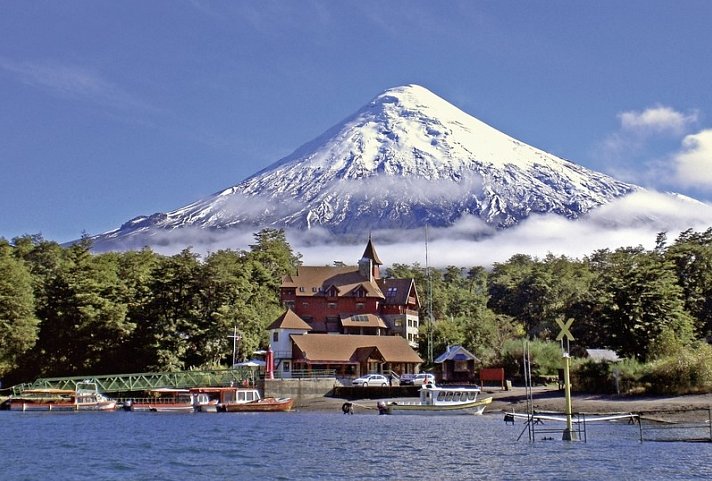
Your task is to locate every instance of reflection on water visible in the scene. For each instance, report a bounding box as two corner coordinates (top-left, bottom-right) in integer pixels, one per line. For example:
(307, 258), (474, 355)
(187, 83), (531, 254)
(3, 410), (712, 481)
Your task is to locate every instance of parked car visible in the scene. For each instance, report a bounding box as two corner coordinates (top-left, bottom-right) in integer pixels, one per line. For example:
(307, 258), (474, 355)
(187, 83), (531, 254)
(412, 373), (436, 386)
(399, 373), (435, 386)
(352, 374), (389, 387)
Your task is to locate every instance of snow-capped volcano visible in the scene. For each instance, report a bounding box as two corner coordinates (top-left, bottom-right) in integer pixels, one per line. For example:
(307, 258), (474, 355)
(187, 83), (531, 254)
(91, 84), (639, 250)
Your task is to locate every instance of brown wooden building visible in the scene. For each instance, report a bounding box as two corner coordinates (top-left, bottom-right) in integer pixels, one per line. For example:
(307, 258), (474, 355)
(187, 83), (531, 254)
(279, 238), (421, 344)
(269, 239), (423, 378)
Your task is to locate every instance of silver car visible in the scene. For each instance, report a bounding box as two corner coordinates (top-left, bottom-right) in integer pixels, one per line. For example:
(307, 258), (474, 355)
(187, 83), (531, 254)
(352, 374), (389, 387)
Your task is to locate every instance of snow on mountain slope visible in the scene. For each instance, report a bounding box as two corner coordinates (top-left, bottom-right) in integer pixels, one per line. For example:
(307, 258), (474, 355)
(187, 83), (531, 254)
(91, 84), (640, 249)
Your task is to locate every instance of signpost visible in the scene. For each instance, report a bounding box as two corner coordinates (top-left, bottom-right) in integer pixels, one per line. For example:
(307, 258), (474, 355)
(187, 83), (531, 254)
(556, 318), (576, 441)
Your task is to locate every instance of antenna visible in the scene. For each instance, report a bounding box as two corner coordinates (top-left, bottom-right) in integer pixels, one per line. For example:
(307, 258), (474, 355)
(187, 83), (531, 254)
(425, 224), (433, 364)
(228, 325), (241, 368)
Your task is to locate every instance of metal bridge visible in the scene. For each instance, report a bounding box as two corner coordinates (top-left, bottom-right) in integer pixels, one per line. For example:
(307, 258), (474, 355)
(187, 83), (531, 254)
(10, 368), (254, 395)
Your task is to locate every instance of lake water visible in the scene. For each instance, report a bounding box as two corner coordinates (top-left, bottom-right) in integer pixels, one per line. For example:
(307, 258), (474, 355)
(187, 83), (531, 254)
(3, 410), (712, 481)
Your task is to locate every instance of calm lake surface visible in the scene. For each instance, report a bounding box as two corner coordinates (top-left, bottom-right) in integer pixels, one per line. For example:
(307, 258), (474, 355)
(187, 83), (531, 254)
(3, 410), (712, 481)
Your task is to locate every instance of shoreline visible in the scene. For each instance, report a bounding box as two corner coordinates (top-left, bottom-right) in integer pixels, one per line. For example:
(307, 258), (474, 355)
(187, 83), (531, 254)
(296, 386), (712, 419)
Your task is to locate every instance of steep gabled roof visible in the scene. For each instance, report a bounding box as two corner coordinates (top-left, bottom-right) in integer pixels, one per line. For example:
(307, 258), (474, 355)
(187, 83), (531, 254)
(291, 334), (422, 364)
(267, 309), (313, 331)
(377, 278), (419, 306)
(361, 237), (383, 265)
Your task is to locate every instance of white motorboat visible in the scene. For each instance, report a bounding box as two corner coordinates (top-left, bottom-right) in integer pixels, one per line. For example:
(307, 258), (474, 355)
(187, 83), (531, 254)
(379, 383), (492, 415)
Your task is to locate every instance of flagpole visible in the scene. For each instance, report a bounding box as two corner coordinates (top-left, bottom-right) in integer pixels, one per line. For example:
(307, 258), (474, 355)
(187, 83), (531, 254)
(229, 325), (239, 368)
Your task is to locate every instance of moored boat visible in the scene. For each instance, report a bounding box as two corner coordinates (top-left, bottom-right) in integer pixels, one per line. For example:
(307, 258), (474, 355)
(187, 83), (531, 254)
(189, 387), (241, 413)
(128, 388), (194, 413)
(10, 389), (77, 412)
(10, 381), (116, 412)
(379, 383), (492, 415)
(222, 388), (293, 413)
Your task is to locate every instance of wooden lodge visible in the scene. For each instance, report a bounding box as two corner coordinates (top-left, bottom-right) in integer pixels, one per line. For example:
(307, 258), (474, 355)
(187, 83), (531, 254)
(269, 238), (423, 378)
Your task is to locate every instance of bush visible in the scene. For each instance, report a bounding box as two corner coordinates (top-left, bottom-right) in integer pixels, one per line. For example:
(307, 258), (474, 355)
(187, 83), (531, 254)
(644, 342), (712, 395)
(571, 359), (611, 393)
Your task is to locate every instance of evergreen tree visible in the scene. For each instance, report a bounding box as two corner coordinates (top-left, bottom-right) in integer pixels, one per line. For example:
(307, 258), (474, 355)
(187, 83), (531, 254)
(0, 249), (39, 376)
(665, 228), (712, 338)
(584, 247), (695, 361)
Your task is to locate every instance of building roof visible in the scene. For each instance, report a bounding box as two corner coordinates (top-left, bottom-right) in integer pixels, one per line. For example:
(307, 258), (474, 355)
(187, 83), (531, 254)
(361, 237), (383, 265)
(281, 265), (384, 299)
(377, 278), (419, 306)
(340, 313), (388, 329)
(290, 334), (423, 364)
(267, 309), (313, 331)
(434, 345), (479, 363)
(585, 349), (620, 362)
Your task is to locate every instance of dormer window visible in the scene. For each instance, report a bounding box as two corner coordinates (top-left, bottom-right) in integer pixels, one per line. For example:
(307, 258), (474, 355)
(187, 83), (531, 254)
(387, 287), (398, 297)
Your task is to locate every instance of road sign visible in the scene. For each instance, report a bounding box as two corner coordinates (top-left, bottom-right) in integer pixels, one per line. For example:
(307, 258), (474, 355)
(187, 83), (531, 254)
(555, 318), (575, 341)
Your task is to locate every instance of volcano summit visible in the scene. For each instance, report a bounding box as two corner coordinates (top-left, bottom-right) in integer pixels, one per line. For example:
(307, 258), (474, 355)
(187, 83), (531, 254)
(91, 84), (640, 251)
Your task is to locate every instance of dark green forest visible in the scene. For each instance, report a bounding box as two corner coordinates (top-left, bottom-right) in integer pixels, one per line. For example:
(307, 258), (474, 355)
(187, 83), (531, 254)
(2, 227), (712, 394)
(0, 229), (301, 386)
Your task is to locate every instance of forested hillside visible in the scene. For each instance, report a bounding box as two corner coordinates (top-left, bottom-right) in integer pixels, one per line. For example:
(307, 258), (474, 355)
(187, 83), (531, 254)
(2, 228), (712, 393)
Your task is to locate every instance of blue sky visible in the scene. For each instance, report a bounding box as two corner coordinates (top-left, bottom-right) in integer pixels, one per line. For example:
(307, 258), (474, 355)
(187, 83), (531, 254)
(2, 1), (712, 247)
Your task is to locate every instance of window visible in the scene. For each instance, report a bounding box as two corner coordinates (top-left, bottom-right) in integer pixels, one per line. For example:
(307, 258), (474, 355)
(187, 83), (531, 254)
(283, 361), (290, 372)
(356, 302), (364, 310)
(299, 287), (305, 292)
(238, 391), (256, 402)
(302, 302), (309, 308)
(387, 287), (398, 297)
(394, 319), (403, 327)
(284, 301), (295, 310)
(273, 332), (279, 343)
(312, 287), (318, 292)
(328, 302), (337, 309)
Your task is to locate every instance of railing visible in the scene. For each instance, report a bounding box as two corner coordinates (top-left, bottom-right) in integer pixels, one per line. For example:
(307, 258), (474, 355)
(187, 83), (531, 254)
(12, 368), (254, 395)
(274, 369), (335, 379)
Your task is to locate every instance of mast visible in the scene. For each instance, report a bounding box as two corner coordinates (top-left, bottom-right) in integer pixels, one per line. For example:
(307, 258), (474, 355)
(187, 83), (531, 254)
(425, 224), (434, 364)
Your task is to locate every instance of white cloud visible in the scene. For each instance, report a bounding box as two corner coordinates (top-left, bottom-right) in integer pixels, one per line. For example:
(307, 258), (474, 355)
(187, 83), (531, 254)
(673, 129), (712, 188)
(102, 191), (712, 269)
(600, 105), (698, 162)
(0, 57), (152, 113)
(619, 105), (698, 136)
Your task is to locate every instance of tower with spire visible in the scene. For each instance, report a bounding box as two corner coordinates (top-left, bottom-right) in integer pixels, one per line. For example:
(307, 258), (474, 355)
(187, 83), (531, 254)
(358, 234), (382, 281)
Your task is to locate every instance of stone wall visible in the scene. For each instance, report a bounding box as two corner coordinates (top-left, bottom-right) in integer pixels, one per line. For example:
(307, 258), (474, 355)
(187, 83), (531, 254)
(260, 378), (338, 407)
